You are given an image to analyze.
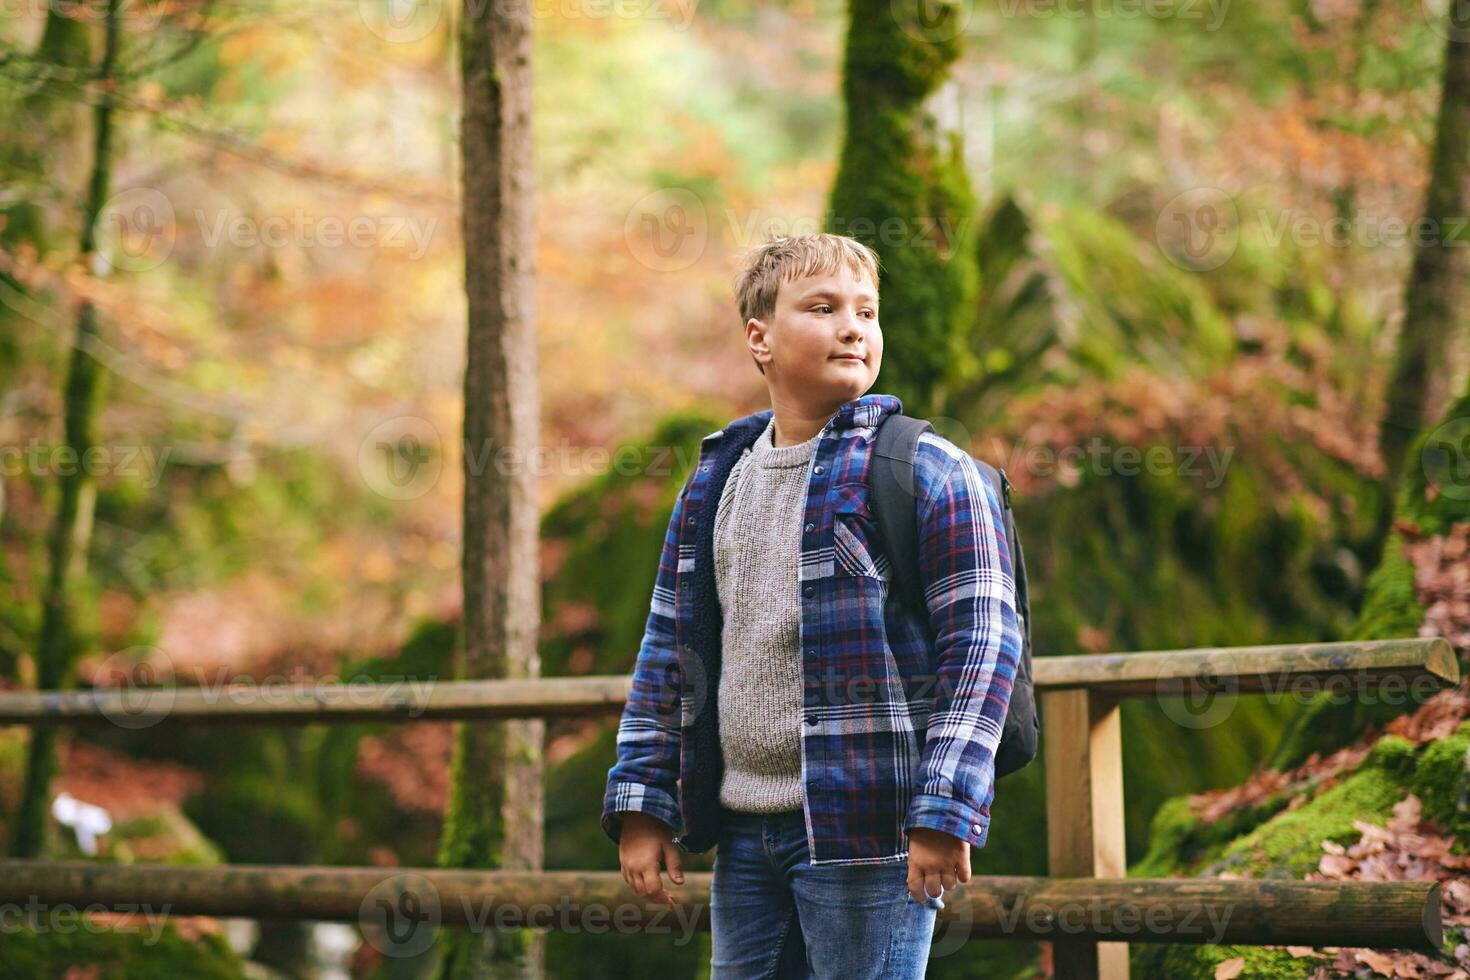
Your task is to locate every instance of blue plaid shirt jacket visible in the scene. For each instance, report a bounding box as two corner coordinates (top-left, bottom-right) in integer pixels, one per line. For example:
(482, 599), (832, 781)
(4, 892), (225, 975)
(601, 393), (1023, 866)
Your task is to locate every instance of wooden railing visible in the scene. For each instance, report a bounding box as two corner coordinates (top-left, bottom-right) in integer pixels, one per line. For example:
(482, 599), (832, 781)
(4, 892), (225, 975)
(0, 636), (1458, 979)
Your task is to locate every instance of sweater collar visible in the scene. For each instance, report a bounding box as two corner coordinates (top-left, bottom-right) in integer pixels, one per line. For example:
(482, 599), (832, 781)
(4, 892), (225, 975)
(706, 393), (904, 449)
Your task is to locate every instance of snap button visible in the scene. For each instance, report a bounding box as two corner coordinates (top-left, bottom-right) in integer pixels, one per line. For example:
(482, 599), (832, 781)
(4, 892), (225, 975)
(803, 586), (814, 597)
(804, 522), (814, 532)
(804, 714), (817, 726)
(972, 823), (982, 834)
(814, 465), (824, 474)
(687, 516), (695, 524)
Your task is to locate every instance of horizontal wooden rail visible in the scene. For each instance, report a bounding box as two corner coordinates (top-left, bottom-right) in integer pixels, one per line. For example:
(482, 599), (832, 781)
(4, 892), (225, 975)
(0, 638), (1454, 727)
(1035, 637), (1459, 695)
(0, 861), (1442, 950)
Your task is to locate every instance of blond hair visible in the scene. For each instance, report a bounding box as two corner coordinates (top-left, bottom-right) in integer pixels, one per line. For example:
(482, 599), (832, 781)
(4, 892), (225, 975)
(732, 234), (881, 375)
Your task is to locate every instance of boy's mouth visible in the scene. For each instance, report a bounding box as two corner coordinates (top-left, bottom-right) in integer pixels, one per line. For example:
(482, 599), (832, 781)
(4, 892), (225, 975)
(832, 353), (866, 362)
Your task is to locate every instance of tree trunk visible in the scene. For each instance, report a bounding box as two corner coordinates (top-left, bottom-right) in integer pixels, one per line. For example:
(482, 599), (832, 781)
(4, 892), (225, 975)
(12, 0), (122, 859)
(433, 0), (542, 976)
(1377, 9), (1470, 504)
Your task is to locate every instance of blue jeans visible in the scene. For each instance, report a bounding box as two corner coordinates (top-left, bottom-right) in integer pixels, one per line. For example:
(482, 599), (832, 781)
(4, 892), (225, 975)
(709, 805), (938, 979)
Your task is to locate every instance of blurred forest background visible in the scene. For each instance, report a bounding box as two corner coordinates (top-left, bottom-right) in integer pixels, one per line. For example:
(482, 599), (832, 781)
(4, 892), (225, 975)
(1, 0), (1469, 976)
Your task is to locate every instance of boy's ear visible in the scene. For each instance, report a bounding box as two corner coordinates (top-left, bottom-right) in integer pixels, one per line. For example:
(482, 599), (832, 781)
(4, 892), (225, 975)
(746, 318), (771, 365)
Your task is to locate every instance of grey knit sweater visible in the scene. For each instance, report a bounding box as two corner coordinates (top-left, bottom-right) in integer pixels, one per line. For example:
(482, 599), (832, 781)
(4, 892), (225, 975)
(713, 414), (825, 813)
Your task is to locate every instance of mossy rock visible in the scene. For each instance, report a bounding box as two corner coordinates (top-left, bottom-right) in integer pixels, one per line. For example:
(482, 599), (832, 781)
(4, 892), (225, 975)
(1128, 728), (1469, 977)
(104, 809), (227, 867)
(1205, 736), (1415, 879)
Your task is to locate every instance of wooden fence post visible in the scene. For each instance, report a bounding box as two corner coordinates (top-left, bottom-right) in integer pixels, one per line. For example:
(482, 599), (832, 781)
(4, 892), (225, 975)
(1043, 688), (1129, 980)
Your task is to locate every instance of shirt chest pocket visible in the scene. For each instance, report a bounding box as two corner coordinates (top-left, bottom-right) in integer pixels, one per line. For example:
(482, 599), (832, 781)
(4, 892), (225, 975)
(831, 483), (889, 582)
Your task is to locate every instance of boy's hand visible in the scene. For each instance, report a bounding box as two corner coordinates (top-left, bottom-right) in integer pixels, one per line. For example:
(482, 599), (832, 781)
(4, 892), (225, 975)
(906, 827), (970, 907)
(617, 811), (685, 908)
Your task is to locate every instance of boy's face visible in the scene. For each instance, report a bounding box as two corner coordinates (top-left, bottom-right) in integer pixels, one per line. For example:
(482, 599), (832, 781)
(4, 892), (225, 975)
(747, 264), (883, 410)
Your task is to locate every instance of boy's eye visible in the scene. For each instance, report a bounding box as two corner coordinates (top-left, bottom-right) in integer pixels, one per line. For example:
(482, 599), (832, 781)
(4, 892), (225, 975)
(815, 305), (832, 313)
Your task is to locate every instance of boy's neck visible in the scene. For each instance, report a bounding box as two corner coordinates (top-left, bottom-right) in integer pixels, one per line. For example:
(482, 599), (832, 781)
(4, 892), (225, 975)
(768, 396), (845, 448)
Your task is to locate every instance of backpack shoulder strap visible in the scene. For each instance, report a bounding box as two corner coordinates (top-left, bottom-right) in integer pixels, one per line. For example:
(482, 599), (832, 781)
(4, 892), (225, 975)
(870, 414), (934, 621)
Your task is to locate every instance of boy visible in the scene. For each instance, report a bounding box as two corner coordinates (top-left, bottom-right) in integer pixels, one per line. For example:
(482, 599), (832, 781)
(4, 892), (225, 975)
(601, 233), (1023, 978)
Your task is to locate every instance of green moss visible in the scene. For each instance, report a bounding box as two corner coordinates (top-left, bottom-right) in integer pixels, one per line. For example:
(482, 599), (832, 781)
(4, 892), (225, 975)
(1128, 736), (1442, 977)
(1132, 942), (1320, 979)
(0, 920), (247, 979)
(1130, 790), (1294, 879)
(1400, 389), (1470, 536)
(1351, 534), (1428, 642)
(827, 0), (978, 413)
(1410, 721), (1470, 842)
(94, 810), (226, 867)
(1206, 736), (1414, 878)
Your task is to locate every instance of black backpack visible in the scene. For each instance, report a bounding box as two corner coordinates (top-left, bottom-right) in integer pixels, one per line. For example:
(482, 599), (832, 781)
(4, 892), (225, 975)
(870, 414), (1040, 779)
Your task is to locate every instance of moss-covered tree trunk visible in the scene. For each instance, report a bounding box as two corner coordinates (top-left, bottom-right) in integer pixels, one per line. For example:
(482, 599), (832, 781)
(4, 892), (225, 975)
(11, 0), (121, 860)
(827, 0), (980, 416)
(434, 0), (543, 976)
(1377, 6), (1470, 513)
